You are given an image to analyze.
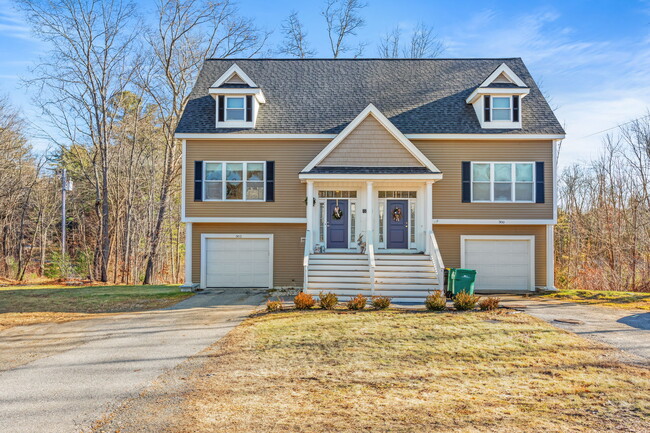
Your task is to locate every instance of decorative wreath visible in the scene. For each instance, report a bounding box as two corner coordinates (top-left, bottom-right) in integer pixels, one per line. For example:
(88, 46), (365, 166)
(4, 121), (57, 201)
(392, 207), (402, 222)
(332, 205), (344, 220)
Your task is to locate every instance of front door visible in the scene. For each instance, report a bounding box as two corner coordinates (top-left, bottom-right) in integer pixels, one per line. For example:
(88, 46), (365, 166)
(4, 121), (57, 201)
(386, 200), (409, 249)
(326, 199), (348, 249)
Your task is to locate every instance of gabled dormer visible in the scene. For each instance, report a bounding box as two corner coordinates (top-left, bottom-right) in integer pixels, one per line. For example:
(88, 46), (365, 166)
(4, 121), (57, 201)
(466, 63), (530, 130)
(208, 64), (266, 128)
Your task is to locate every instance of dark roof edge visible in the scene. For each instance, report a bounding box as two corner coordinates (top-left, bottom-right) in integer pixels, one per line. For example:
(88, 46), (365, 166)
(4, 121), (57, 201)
(204, 57), (524, 62)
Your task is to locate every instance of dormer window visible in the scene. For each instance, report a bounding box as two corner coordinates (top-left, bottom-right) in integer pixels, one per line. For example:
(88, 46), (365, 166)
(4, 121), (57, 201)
(484, 95), (520, 123)
(226, 96), (245, 121)
(209, 63), (266, 129)
(492, 97), (511, 121)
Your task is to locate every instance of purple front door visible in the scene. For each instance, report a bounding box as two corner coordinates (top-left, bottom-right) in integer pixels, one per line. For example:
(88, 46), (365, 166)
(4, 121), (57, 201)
(386, 200), (409, 249)
(326, 199), (348, 248)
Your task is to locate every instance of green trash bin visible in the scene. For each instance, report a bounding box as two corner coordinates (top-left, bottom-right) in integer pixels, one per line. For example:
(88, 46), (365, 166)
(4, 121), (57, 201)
(450, 268), (476, 295)
(446, 268), (456, 297)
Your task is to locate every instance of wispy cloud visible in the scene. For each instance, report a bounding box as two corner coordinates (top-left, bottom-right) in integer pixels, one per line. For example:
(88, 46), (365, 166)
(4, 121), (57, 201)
(0, 1), (36, 41)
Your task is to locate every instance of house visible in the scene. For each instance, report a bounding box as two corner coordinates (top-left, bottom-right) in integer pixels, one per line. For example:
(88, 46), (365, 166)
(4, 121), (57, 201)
(176, 59), (564, 301)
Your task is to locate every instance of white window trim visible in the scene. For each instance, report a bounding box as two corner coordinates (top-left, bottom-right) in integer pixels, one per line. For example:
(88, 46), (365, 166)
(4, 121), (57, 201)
(200, 233), (274, 289)
(203, 161), (266, 202)
(491, 96), (513, 122)
(470, 161), (535, 203)
(215, 95), (254, 128)
(224, 95), (246, 122)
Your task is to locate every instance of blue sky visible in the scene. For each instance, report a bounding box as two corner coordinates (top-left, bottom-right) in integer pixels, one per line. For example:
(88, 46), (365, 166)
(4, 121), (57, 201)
(1, 0), (649, 168)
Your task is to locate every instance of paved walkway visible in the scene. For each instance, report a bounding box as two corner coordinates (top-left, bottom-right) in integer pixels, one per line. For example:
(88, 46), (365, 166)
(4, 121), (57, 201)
(0, 289), (265, 433)
(500, 296), (650, 364)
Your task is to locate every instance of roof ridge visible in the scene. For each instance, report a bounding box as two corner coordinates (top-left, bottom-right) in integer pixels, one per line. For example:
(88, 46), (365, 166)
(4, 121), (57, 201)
(204, 57), (523, 61)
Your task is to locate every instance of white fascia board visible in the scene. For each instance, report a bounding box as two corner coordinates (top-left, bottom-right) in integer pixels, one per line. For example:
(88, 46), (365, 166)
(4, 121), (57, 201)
(466, 87), (530, 104)
(302, 103), (440, 173)
(210, 63), (257, 88)
(480, 63), (527, 88)
(208, 88), (266, 104)
(432, 218), (556, 225)
(299, 173), (443, 181)
(407, 133), (565, 140)
(183, 217), (307, 223)
(175, 133), (565, 140)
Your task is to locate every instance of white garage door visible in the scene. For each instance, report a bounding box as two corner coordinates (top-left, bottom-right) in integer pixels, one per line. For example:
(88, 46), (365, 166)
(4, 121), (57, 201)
(461, 236), (534, 292)
(204, 236), (272, 288)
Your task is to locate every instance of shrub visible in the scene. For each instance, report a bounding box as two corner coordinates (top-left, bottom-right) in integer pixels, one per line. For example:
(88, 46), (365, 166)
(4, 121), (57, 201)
(425, 291), (447, 311)
(319, 291), (339, 310)
(371, 296), (391, 310)
(266, 300), (283, 312)
(347, 294), (367, 310)
(294, 292), (316, 310)
(453, 292), (480, 311)
(478, 297), (500, 311)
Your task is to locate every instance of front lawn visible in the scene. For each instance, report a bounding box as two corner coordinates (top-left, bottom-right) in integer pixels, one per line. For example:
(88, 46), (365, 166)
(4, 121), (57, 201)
(542, 289), (650, 310)
(0, 284), (193, 329)
(157, 309), (649, 432)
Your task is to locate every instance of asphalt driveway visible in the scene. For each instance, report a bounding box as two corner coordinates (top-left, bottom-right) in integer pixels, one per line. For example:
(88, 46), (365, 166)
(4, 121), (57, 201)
(500, 296), (650, 364)
(0, 288), (265, 433)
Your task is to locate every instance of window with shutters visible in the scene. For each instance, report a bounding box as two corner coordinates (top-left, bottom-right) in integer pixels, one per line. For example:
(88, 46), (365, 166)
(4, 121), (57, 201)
(225, 96), (245, 121)
(215, 94), (255, 128)
(203, 161), (265, 201)
(470, 162), (535, 203)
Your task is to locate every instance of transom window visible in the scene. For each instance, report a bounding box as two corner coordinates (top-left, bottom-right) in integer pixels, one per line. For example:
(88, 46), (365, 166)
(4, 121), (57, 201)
(471, 162), (534, 202)
(318, 190), (357, 198)
(378, 191), (417, 198)
(204, 161), (265, 201)
(225, 96), (245, 121)
(491, 96), (511, 121)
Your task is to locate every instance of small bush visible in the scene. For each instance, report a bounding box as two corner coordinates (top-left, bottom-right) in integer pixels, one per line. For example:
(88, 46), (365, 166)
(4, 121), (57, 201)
(294, 292), (316, 310)
(319, 291), (339, 310)
(425, 291), (447, 311)
(266, 300), (283, 312)
(453, 292), (480, 311)
(347, 294), (367, 310)
(478, 297), (500, 311)
(371, 296), (391, 310)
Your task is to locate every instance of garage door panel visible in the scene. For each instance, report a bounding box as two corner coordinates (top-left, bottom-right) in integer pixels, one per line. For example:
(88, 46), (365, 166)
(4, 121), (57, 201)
(204, 237), (271, 288)
(463, 237), (533, 292)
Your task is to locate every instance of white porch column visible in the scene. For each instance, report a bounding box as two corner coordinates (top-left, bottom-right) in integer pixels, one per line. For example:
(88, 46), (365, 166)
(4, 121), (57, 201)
(546, 224), (555, 290)
(182, 222), (193, 289)
(306, 181), (314, 251)
(366, 181), (374, 236)
(425, 181), (433, 254)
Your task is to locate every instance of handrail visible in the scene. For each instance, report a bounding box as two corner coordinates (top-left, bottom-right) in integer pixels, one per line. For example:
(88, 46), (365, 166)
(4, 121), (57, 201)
(303, 230), (311, 289)
(428, 231), (445, 292)
(366, 230), (376, 295)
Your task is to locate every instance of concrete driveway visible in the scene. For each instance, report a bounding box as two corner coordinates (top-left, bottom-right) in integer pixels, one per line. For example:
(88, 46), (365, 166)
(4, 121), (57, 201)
(0, 289), (265, 433)
(500, 296), (650, 364)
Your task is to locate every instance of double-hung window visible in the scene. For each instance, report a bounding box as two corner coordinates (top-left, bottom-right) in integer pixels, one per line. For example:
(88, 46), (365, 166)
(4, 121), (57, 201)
(204, 161), (265, 201)
(225, 96), (245, 121)
(491, 96), (511, 121)
(471, 162), (535, 202)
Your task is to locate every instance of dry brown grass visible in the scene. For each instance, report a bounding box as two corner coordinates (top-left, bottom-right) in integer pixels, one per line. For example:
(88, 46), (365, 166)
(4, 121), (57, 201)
(542, 289), (650, 310)
(165, 310), (650, 433)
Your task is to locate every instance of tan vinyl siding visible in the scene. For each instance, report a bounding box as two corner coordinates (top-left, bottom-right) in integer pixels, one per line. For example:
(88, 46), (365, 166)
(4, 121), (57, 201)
(320, 115), (421, 167)
(413, 140), (554, 220)
(185, 140), (327, 218)
(192, 223), (305, 287)
(433, 224), (547, 287)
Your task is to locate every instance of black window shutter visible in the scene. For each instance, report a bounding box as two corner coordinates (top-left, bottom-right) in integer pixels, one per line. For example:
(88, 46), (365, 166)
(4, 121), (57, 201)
(513, 95), (520, 122)
(535, 161), (545, 203)
(194, 161), (203, 201)
(245, 95), (253, 122)
(483, 95), (491, 122)
(218, 96), (225, 122)
(461, 161), (471, 203)
(265, 161), (275, 202)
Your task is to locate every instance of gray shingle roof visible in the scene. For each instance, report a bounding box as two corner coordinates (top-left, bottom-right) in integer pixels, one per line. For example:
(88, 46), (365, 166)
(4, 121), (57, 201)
(306, 166), (436, 174)
(176, 58), (564, 135)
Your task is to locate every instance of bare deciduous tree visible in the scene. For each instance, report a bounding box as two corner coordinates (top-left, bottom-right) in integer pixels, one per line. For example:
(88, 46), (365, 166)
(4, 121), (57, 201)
(322, 0), (366, 58)
(378, 26), (401, 58)
(278, 11), (315, 58)
(403, 22), (443, 58)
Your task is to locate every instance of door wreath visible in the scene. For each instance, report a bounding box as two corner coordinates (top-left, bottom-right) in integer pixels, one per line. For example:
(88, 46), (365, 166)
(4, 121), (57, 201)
(332, 204), (344, 220)
(392, 207), (402, 222)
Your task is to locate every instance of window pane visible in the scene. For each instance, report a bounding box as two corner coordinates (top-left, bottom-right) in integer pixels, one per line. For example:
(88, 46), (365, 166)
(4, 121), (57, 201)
(246, 181), (264, 200)
(516, 163), (534, 182)
(494, 183), (512, 201)
(515, 183), (534, 201)
(226, 97), (244, 108)
(226, 163), (243, 181)
(494, 163), (512, 181)
(247, 163), (264, 181)
(319, 202), (325, 242)
(410, 201), (415, 243)
(350, 203), (356, 243)
(226, 109), (245, 121)
(493, 97), (510, 108)
(472, 163), (490, 181)
(205, 163), (222, 180)
(378, 202), (385, 243)
(472, 183), (490, 201)
(205, 182), (223, 200)
(226, 182), (243, 199)
(492, 109), (510, 121)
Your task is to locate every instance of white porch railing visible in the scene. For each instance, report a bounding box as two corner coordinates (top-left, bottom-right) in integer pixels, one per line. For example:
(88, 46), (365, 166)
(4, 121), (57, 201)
(427, 231), (445, 293)
(367, 230), (376, 295)
(303, 230), (311, 290)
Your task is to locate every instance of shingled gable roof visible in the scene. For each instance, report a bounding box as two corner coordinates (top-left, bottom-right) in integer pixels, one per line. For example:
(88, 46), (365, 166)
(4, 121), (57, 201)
(176, 58), (565, 135)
